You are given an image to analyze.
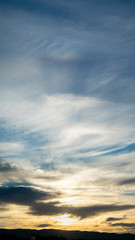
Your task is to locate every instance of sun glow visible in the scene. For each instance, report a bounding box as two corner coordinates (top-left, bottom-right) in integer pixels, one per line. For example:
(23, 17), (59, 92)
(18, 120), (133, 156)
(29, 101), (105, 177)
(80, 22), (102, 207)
(56, 214), (76, 226)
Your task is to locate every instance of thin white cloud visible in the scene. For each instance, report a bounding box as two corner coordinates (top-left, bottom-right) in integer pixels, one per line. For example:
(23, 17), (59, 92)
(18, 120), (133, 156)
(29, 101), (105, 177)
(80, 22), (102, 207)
(0, 75), (135, 162)
(0, 142), (24, 156)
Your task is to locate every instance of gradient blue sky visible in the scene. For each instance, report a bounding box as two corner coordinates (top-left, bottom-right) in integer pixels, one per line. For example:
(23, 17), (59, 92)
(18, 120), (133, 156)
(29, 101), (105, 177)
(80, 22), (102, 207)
(0, 0), (135, 233)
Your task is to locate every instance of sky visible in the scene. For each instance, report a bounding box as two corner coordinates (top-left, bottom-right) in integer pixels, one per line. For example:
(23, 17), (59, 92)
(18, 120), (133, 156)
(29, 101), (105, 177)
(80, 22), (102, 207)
(0, 0), (135, 233)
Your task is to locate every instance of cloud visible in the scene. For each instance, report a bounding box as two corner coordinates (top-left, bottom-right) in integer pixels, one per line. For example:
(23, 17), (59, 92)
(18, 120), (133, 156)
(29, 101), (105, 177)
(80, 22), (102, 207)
(1, 186), (134, 219)
(1, 89), (134, 163)
(0, 206), (8, 211)
(0, 160), (23, 185)
(0, 186), (54, 206)
(0, 159), (17, 173)
(29, 202), (64, 216)
(70, 204), (135, 219)
(118, 178), (135, 186)
(0, 142), (24, 157)
(37, 224), (51, 228)
(106, 217), (126, 222)
(111, 222), (135, 229)
(0, 159), (33, 186)
(35, 175), (62, 182)
(29, 202), (135, 219)
(0, 83), (131, 169)
(0, 158), (63, 191)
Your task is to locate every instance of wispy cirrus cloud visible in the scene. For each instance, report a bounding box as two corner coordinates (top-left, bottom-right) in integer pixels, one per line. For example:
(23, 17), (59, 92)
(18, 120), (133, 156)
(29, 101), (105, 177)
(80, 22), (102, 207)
(0, 88), (135, 160)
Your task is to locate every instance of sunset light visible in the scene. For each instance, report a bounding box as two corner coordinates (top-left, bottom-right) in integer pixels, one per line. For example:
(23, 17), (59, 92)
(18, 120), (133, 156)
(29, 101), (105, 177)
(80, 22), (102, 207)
(56, 214), (77, 226)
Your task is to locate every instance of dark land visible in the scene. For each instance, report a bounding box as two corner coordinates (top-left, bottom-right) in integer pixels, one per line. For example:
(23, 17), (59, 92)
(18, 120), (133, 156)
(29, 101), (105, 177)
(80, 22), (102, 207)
(0, 229), (134, 240)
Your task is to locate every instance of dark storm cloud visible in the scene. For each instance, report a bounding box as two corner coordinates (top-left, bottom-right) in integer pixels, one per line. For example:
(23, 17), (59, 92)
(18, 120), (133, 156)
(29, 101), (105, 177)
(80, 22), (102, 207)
(29, 202), (135, 219)
(29, 202), (65, 216)
(106, 217), (126, 222)
(1, 186), (135, 218)
(70, 204), (135, 219)
(118, 177), (135, 186)
(111, 222), (135, 229)
(0, 186), (54, 206)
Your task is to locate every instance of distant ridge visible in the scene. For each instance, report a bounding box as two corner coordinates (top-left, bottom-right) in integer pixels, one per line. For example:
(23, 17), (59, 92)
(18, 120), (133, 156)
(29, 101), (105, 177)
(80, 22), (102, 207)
(0, 228), (134, 240)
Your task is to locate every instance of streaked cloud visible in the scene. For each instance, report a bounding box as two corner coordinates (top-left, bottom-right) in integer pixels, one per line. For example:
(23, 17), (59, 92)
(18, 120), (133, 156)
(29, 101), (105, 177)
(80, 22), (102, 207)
(118, 178), (135, 186)
(106, 217), (126, 222)
(110, 222), (135, 230)
(36, 224), (52, 228)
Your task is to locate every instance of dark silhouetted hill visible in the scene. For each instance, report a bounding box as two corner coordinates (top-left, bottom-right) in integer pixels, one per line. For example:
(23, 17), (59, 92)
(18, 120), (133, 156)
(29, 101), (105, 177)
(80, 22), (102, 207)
(0, 228), (134, 240)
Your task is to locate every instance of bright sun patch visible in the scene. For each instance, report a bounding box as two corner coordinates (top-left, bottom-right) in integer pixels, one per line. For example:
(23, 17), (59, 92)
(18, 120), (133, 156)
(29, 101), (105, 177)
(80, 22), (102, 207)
(56, 214), (76, 226)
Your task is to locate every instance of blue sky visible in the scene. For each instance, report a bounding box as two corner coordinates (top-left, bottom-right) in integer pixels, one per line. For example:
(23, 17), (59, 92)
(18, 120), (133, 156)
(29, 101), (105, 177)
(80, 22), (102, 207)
(0, 0), (135, 233)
